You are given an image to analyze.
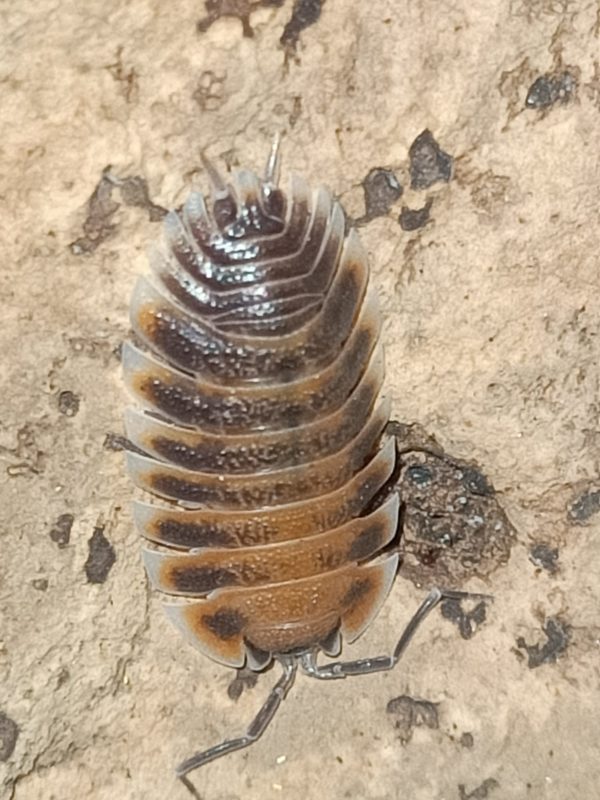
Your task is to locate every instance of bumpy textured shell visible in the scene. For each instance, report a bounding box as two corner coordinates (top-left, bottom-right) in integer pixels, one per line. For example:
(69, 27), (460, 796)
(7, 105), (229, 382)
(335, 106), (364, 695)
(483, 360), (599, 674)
(124, 152), (399, 669)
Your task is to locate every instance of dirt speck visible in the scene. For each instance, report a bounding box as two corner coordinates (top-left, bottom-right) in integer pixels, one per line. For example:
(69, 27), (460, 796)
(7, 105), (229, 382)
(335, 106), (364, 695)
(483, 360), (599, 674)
(568, 488), (600, 524)
(399, 199), (432, 231)
(409, 129), (453, 190)
(116, 175), (167, 222)
(516, 617), (571, 668)
(57, 390), (80, 417)
(70, 169), (166, 255)
(528, 543), (559, 573)
(460, 732), (474, 748)
(49, 513), (74, 548)
(441, 596), (488, 639)
(355, 167), (403, 225)
(69, 168), (119, 255)
(84, 525), (116, 584)
(32, 578), (49, 591)
(458, 778), (499, 799)
(525, 72), (577, 109)
(104, 46), (139, 103)
(386, 695), (439, 744)
(193, 70), (227, 111)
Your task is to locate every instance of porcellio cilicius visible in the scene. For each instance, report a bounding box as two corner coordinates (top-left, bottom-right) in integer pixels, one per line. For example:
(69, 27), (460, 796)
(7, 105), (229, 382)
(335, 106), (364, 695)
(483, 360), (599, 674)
(122, 137), (484, 795)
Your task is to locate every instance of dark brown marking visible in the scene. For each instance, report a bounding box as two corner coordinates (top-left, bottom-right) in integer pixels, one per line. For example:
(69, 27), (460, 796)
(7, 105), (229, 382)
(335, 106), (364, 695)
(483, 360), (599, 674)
(347, 524), (384, 562)
(342, 577), (372, 608)
(158, 519), (237, 549)
(171, 565), (239, 593)
(202, 608), (246, 640)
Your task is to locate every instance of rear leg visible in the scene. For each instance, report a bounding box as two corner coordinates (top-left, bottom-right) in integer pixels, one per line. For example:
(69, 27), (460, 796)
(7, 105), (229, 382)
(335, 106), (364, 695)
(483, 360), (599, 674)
(177, 658), (297, 798)
(300, 588), (491, 679)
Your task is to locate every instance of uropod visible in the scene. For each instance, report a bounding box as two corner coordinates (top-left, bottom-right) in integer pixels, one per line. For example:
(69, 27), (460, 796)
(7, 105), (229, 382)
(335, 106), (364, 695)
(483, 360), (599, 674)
(122, 137), (485, 796)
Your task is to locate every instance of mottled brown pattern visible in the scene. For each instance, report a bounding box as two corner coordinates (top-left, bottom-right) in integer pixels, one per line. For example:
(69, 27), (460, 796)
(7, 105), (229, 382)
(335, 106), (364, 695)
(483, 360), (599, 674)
(169, 556), (398, 665)
(143, 494), (398, 595)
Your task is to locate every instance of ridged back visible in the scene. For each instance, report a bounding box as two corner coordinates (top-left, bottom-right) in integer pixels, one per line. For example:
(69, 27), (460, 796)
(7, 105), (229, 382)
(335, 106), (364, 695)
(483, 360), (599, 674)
(124, 155), (399, 669)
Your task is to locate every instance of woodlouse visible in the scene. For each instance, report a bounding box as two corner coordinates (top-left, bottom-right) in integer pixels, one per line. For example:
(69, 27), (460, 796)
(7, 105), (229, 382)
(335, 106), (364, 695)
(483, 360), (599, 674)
(123, 137), (485, 796)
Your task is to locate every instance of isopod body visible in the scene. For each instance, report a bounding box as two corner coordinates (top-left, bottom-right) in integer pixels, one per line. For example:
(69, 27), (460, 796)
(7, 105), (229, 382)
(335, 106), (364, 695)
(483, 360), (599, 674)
(122, 139), (472, 791)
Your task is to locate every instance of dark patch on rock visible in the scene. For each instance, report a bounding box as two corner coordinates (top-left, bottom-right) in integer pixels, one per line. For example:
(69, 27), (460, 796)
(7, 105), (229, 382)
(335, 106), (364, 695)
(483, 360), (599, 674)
(460, 731), (474, 748)
(193, 70), (227, 112)
(197, 0), (285, 38)
(392, 422), (516, 586)
(399, 199), (432, 231)
(104, 46), (139, 104)
(84, 525), (116, 584)
(281, 0), (324, 52)
(70, 167), (166, 255)
(441, 596), (488, 639)
(117, 175), (167, 221)
(4, 423), (45, 478)
(516, 617), (571, 668)
(57, 390), (80, 417)
(409, 129), (453, 190)
(227, 665), (260, 700)
(355, 168), (403, 225)
(49, 513), (74, 549)
(203, 608), (246, 640)
(529, 543), (559, 573)
(525, 72), (577, 109)
(386, 695), (439, 744)
(56, 667), (70, 688)
(69, 167), (119, 255)
(458, 778), (499, 799)
(568, 488), (600, 524)
(32, 578), (49, 591)
(0, 712), (19, 761)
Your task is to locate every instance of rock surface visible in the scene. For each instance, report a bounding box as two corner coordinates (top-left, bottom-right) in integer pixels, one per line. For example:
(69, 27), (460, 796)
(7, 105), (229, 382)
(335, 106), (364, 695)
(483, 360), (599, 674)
(2, 2), (599, 799)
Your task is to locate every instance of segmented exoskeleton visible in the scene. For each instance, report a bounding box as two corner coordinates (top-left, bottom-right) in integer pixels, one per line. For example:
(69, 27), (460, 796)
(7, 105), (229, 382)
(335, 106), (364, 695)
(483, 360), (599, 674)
(123, 137), (482, 797)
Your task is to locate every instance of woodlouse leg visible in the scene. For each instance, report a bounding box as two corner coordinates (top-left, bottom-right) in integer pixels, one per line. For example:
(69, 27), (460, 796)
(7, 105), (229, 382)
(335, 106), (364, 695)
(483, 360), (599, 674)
(227, 665), (260, 701)
(176, 658), (298, 798)
(200, 151), (228, 194)
(300, 588), (492, 679)
(264, 132), (282, 186)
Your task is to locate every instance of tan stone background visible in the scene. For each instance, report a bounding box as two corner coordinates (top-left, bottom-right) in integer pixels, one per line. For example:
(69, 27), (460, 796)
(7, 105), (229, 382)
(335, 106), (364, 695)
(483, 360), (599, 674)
(1, 1), (599, 799)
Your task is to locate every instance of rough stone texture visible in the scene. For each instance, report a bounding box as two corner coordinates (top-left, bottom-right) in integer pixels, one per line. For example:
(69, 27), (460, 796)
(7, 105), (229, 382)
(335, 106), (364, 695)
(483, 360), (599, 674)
(1, 2), (599, 800)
